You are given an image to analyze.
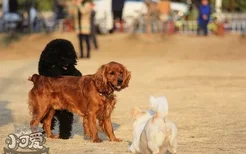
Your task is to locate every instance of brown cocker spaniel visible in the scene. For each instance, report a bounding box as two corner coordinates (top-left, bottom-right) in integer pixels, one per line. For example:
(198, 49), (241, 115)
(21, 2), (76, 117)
(28, 61), (131, 142)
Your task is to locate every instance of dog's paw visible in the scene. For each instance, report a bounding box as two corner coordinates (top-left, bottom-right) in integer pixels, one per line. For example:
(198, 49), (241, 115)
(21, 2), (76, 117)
(84, 134), (90, 140)
(92, 138), (102, 143)
(48, 134), (59, 139)
(110, 138), (122, 142)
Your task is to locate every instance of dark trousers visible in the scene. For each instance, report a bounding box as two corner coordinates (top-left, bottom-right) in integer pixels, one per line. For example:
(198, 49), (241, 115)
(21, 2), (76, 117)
(78, 34), (90, 58)
(90, 22), (98, 49)
(90, 33), (98, 49)
(90, 10), (98, 49)
(197, 21), (208, 36)
(109, 10), (123, 33)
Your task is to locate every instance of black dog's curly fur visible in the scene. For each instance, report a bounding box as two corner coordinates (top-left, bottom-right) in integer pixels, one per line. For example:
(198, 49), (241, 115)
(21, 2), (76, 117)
(38, 39), (82, 139)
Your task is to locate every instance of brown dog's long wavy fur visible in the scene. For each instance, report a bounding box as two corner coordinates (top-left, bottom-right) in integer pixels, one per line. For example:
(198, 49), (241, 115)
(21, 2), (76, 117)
(28, 61), (131, 142)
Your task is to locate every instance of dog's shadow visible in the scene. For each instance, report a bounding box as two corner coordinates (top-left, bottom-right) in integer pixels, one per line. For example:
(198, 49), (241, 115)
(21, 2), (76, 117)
(0, 101), (13, 128)
(71, 115), (120, 140)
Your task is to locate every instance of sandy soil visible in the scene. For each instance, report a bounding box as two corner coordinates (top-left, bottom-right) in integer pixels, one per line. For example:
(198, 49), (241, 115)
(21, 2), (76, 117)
(0, 33), (246, 154)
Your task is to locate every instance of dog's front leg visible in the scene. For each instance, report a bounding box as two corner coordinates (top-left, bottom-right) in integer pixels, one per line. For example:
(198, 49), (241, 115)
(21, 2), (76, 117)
(88, 111), (102, 143)
(103, 118), (122, 142)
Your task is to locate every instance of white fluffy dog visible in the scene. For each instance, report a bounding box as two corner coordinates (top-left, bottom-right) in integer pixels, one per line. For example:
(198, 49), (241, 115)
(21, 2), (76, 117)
(129, 96), (177, 154)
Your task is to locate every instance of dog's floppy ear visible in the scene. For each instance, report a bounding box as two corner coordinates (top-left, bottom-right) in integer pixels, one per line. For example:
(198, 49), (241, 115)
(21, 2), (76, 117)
(121, 66), (131, 89)
(95, 64), (108, 92)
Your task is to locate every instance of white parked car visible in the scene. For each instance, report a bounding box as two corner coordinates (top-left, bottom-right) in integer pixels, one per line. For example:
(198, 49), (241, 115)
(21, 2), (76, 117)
(93, 0), (188, 34)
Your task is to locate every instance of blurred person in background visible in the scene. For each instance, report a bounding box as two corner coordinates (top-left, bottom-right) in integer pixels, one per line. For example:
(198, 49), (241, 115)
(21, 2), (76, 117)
(158, 0), (171, 34)
(22, 0), (37, 33)
(29, 0), (38, 32)
(54, 0), (67, 21)
(54, 0), (67, 31)
(62, 0), (75, 32)
(2, 0), (22, 31)
(90, 4), (98, 50)
(197, 0), (211, 36)
(110, 0), (126, 33)
(70, 0), (92, 58)
(144, 0), (160, 34)
(2, 0), (9, 15)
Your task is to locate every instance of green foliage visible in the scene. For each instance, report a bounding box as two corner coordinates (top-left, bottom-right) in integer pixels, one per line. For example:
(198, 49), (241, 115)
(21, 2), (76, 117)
(213, 0), (246, 12)
(37, 0), (53, 11)
(18, 0), (53, 11)
(192, 0), (246, 12)
(238, 0), (246, 12)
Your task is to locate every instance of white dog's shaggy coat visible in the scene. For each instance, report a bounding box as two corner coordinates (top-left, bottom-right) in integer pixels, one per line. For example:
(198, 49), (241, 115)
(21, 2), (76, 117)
(129, 96), (177, 154)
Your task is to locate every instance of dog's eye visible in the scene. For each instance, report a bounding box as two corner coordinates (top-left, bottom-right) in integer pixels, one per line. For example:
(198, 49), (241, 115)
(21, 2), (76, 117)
(110, 71), (115, 75)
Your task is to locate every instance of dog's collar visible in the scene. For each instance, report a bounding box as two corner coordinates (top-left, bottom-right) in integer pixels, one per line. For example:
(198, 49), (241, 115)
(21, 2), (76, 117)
(92, 78), (114, 99)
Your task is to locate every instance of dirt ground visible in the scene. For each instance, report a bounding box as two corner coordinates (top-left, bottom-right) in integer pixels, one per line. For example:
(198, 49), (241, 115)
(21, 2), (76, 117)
(0, 33), (246, 154)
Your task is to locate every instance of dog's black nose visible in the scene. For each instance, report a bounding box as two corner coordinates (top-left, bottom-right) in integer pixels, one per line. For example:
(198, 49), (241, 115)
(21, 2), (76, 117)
(118, 78), (123, 85)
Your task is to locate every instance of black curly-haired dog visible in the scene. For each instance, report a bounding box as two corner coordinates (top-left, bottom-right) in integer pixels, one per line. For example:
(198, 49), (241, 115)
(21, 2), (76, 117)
(38, 39), (82, 139)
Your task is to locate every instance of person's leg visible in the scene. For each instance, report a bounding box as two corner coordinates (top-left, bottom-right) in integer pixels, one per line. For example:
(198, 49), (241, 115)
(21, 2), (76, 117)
(113, 11), (122, 32)
(78, 34), (84, 58)
(118, 10), (124, 32)
(199, 21), (208, 36)
(163, 19), (168, 34)
(110, 11), (117, 33)
(91, 33), (98, 49)
(84, 34), (91, 58)
(90, 11), (99, 49)
(204, 22), (208, 36)
(197, 23), (201, 36)
(145, 12), (151, 34)
(91, 25), (98, 49)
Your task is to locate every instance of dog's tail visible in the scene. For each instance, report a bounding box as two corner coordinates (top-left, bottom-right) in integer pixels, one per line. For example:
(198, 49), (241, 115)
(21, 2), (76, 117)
(157, 96), (168, 119)
(150, 96), (169, 119)
(28, 74), (39, 116)
(28, 74), (39, 83)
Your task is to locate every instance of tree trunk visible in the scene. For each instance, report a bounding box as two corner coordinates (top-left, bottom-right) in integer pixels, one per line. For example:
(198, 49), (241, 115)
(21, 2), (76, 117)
(230, 0), (236, 12)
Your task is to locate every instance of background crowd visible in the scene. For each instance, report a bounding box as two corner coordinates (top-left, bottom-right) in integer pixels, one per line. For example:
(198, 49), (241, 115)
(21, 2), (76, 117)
(0, 0), (246, 53)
